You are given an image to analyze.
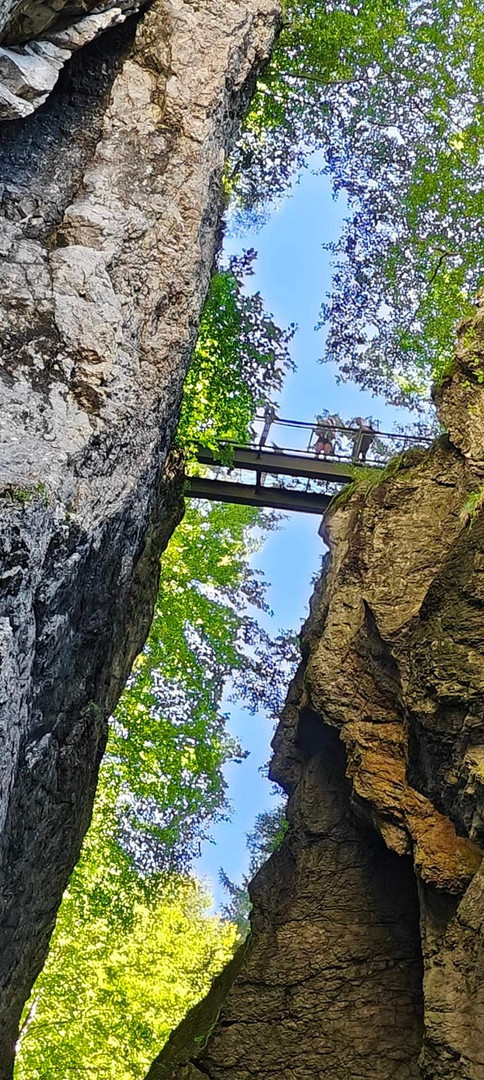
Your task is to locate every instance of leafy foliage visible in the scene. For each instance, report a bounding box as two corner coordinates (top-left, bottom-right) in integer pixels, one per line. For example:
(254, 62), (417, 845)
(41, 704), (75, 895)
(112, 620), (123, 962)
(231, 0), (484, 404)
(177, 253), (295, 454)
(106, 501), (287, 875)
(460, 486), (484, 527)
(15, 872), (236, 1080)
(14, 497), (291, 1076)
(15, 489), (296, 1075)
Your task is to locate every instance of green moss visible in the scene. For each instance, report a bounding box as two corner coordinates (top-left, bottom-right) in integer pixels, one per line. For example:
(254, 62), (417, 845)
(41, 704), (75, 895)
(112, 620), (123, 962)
(460, 487), (484, 528)
(433, 354), (459, 386)
(468, 359), (484, 385)
(378, 446), (428, 480)
(327, 478), (359, 512)
(461, 324), (477, 350)
(328, 447), (428, 513)
(435, 323), (484, 387)
(11, 488), (31, 505)
(0, 481), (49, 506)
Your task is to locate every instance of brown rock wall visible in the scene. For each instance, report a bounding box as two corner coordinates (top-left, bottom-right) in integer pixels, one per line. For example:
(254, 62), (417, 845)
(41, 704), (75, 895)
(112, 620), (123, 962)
(303, 436), (483, 891)
(148, 716), (424, 1080)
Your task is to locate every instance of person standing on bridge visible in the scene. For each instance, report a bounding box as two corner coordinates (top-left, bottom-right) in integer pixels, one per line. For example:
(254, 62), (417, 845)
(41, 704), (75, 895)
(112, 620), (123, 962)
(351, 417), (376, 462)
(313, 413), (337, 458)
(259, 403), (277, 448)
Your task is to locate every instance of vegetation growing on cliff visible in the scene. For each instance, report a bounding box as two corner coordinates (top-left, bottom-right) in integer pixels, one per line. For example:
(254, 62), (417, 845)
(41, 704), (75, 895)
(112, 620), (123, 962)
(461, 485), (484, 526)
(233, 0), (484, 405)
(328, 446), (429, 510)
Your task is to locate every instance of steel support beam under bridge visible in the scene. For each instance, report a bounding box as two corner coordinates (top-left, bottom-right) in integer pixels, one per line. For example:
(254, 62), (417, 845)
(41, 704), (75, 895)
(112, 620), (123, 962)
(186, 477), (332, 515)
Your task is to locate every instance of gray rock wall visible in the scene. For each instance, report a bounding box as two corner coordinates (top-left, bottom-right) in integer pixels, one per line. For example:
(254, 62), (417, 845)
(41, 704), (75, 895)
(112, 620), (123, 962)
(0, 5), (144, 121)
(149, 300), (484, 1080)
(0, 1), (280, 1072)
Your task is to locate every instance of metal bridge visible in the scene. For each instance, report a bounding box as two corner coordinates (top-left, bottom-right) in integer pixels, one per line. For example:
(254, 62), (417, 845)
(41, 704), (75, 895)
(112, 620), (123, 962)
(185, 416), (432, 515)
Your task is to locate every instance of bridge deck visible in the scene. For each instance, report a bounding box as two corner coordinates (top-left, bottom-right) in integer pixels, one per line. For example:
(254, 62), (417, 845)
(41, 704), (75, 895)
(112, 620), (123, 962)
(185, 423), (432, 515)
(186, 477), (332, 515)
(195, 445), (360, 482)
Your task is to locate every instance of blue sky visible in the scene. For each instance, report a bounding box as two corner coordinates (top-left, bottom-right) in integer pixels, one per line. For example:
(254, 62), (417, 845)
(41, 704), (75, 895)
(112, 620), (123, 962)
(194, 164), (414, 907)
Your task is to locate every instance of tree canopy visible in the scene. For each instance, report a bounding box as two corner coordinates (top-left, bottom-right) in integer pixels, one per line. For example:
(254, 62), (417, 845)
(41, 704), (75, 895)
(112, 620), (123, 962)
(177, 252), (295, 455)
(14, 494), (291, 1078)
(15, 873), (236, 1080)
(231, 0), (484, 404)
(110, 500), (288, 875)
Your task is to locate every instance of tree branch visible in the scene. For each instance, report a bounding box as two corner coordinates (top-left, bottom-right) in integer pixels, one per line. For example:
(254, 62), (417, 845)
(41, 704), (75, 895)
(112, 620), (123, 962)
(428, 250), (459, 286)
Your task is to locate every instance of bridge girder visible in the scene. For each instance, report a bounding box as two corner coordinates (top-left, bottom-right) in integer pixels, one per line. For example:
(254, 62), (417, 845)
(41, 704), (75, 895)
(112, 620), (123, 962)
(186, 477), (332, 515)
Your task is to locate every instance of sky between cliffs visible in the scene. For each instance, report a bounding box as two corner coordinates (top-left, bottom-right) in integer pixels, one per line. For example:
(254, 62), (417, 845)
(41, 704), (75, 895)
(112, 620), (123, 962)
(195, 161), (420, 908)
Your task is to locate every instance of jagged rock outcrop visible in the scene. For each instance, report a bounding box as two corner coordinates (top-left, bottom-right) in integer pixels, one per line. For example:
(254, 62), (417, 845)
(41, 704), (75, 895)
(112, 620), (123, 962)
(149, 301), (484, 1080)
(0, 3), (145, 120)
(0, 1), (280, 1072)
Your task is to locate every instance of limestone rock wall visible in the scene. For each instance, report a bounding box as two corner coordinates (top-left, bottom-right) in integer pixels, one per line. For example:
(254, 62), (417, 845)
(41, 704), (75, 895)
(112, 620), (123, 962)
(149, 301), (484, 1080)
(0, 3), (144, 121)
(0, 1), (280, 1072)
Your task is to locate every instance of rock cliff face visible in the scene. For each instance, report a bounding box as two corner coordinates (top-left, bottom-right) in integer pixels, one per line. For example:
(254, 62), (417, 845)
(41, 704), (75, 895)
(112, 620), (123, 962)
(0, 0), (145, 120)
(0, 1), (280, 1071)
(148, 302), (484, 1080)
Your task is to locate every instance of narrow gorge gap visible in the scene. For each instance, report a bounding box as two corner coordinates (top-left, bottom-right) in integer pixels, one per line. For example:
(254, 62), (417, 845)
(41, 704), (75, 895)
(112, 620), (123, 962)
(1, 0), (483, 1078)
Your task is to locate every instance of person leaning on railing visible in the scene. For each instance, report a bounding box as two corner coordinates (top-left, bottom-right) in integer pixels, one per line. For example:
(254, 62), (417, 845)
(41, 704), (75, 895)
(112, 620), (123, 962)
(313, 413), (340, 458)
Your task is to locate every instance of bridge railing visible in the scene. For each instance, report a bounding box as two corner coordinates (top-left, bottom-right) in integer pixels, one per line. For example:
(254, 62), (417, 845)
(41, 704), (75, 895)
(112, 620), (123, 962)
(249, 415), (433, 464)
